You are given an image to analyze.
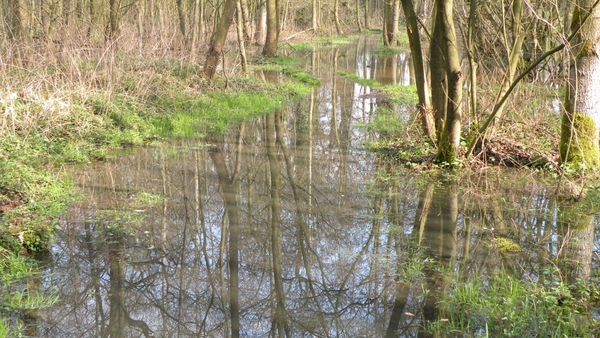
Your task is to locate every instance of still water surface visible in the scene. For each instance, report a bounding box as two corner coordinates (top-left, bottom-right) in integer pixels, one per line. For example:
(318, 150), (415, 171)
(34, 36), (598, 337)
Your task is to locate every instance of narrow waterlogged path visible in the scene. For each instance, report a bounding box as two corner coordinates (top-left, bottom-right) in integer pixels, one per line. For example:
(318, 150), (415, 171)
(35, 37), (598, 337)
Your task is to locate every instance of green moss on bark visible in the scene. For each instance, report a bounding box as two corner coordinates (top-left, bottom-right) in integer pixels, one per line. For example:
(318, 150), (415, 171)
(436, 130), (458, 165)
(560, 112), (600, 169)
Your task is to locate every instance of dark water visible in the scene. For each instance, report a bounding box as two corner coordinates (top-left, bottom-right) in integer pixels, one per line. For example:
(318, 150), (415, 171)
(31, 37), (598, 337)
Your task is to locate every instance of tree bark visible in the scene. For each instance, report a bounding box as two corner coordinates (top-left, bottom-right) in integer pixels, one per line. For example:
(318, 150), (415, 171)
(262, 0), (279, 56)
(108, 0), (121, 41)
(333, 0), (343, 34)
(559, 0), (600, 169)
(176, 0), (187, 43)
(400, 0), (436, 141)
(236, 0), (248, 72)
(435, 0), (463, 164)
(203, 0), (237, 80)
(383, 0), (399, 46)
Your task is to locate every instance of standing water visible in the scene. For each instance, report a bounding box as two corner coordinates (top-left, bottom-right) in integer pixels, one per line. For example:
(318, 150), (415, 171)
(31, 36), (598, 337)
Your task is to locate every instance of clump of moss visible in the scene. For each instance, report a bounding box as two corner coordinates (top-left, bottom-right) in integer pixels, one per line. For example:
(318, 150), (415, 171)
(493, 237), (522, 253)
(559, 112), (600, 170)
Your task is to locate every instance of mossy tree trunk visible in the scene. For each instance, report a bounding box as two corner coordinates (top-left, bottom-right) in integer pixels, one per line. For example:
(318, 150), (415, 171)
(433, 0), (463, 163)
(559, 0), (600, 169)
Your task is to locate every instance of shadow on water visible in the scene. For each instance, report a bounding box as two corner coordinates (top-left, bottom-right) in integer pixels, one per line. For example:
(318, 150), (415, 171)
(30, 36), (598, 337)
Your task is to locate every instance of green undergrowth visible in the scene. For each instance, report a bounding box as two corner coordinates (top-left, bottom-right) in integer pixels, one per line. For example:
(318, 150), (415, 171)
(430, 269), (600, 337)
(0, 252), (58, 337)
(0, 55), (316, 251)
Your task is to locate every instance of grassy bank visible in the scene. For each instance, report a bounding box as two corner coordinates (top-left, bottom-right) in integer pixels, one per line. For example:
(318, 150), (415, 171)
(0, 50), (317, 333)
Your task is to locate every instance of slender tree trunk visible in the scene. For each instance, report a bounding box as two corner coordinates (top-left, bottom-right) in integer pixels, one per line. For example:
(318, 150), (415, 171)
(400, 0), (435, 140)
(255, 0), (267, 44)
(559, 0), (600, 168)
(430, 3), (447, 137)
(190, 0), (201, 61)
(176, 0), (187, 43)
(239, 0), (252, 42)
(203, 0), (237, 80)
(312, 0), (318, 29)
(236, 0), (248, 72)
(333, 0), (343, 34)
(435, 0), (463, 163)
(355, 0), (362, 32)
(485, 0), (524, 138)
(466, 0), (478, 119)
(262, 0), (278, 56)
(364, 0), (369, 28)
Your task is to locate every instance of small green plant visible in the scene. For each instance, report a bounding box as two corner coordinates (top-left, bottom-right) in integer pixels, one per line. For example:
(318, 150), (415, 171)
(431, 271), (600, 337)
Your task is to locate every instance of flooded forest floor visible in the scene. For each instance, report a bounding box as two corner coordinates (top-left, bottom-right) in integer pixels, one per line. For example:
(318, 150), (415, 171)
(0, 31), (599, 337)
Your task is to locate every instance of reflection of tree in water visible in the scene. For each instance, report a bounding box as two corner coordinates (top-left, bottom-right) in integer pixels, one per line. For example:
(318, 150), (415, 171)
(34, 38), (598, 337)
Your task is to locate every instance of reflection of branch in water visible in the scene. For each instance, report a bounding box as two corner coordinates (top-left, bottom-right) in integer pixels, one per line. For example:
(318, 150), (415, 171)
(274, 110), (327, 334)
(266, 112), (290, 337)
(209, 136), (241, 338)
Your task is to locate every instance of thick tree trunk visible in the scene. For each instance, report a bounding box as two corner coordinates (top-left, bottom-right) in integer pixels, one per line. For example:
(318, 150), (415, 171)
(108, 0), (121, 41)
(255, 0), (267, 44)
(383, 0), (399, 46)
(9, 0), (27, 41)
(203, 0), (237, 80)
(560, 0), (600, 169)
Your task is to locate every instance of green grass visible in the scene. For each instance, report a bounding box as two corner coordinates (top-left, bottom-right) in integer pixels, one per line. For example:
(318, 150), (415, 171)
(431, 271), (600, 337)
(0, 252), (58, 337)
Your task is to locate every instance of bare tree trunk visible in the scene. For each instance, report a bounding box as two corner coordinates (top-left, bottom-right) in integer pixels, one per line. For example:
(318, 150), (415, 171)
(108, 0), (121, 41)
(430, 2), (447, 137)
(190, 0), (202, 61)
(364, 0), (369, 28)
(236, 0), (248, 72)
(255, 0), (267, 44)
(239, 0), (252, 42)
(435, 0), (463, 164)
(333, 0), (343, 34)
(262, 0), (278, 56)
(203, 0), (237, 80)
(312, 0), (318, 30)
(176, 0), (187, 43)
(383, 0), (399, 45)
(9, 0), (27, 41)
(400, 0), (435, 140)
(355, 0), (362, 32)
